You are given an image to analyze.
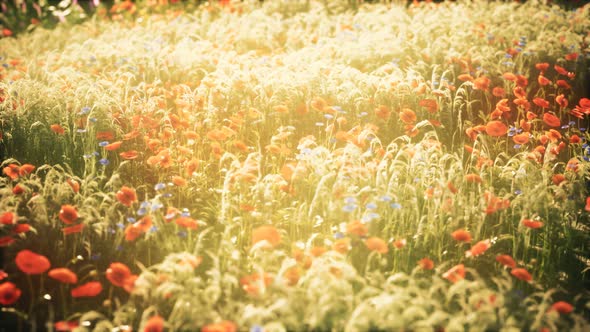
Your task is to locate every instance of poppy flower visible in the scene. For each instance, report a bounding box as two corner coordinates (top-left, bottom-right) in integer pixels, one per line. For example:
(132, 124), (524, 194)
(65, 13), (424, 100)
(443, 264), (465, 283)
(565, 53), (578, 61)
(54, 321), (79, 331)
(464, 174), (482, 183)
(125, 224), (143, 242)
(135, 216), (153, 232)
(542, 113), (560, 127)
(503, 72), (516, 81)
(492, 87), (505, 97)
(537, 75), (551, 86)
(15, 250), (51, 274)
(175, 217), (198, 230)
(345, 219), (367, 236)
(473, 76), (490, 90)
(511, 268), (532, 282)
(59, 205), (78, 224)
(393, 238), (407, 249)
(399, 108), (417, 124)
(556, 80), (571, 89)
(555, 94), (568, 108)
(515, 75), (528, 88)
(48, 268), (78, 284)
(332, 238), (351, 254)
(66, 179), (80, 193)
(106, 262), (132, 287)
(585, 197), (590, 212)
(550, 301), (574, 314)
(104, 141), (122, 151)
(50, 124), (65, 135)
(71, 281), (102, 298)
(0, 282), (21, 305)
(172, 176), (187, 186)
(3, 164), (19, 180)
(18, 164), (36, 177)
(374, 105), (391, 120)
(12, 223), (31, 234)
(418, 258), (434, 270)
(119, 150), (139, 160)
(123, 274), (138, 293)
(451, 229), (472, 242)
(552, 174), (566, 186)
(419, 99), (438, 113)
(240, 272), (273, 296)
(62, 223), (85, 235)
(458, 74), (474, 82)
(144, 315), (165, 332)
(116, 186), (137, 207)
(12, 184), (24, 195)
(0, 212), (15, 225)
(535, 63), (549, 72)
(96, 131), (114, 140)
(0, 270), (7, 281)
(485, 121), (508, 136)
(522, 219), (544, 229)
(533, 98), (550, 108)
(252, 225), (281, 248)
(466, 239), (491, 258)
(496, 254), (516, 268)
(0, 236), (15, 247)
(512, 133), (529, 145)
(201, 320), (238, 332)
(365, 237), (389, 254)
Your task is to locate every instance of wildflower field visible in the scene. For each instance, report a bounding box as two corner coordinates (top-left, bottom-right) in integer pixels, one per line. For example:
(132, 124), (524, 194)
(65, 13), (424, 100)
(1, 0), (590, 331)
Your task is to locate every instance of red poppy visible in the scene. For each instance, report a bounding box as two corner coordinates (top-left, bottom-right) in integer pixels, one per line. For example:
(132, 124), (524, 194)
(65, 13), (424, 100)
(492, 87), (505, 97)
(48, 268), (78, 284)
(537, 75), (551, 86)
(59, 205), (78, 224)
(511, 268), (532, 282)
(393, 238), (407, 249)
(3, 164), (19, 180)
(466, 239), (491, 258)
(66, 179), (80, 193)
(104, 141), (122, 151)
(555, 94), (568, 108)
(18, 164), (35, 177)
(458, 74), (474, 82)
(419, 99), (438, 113)
(552, 174), (566, 186)
(464, 173), (482, 183)
(0, 236), (15, 247)
(125, 224), (143, 242)
(106, 262), (132, 287)
(515, 75), (528, 88)
(496, 254), (516, 268)
(451, 229), (472, 242)
(12, 224), (31, 234)
(116, 186), (137, 207)
(550, 301), (574, 314)
(15, 250), (51, 274)
(12, 184), (24, 195)
(473, 76), (490, 90)
(62, 223), (85, 235)
(512, 133), (529, 145)
(522, 219), (544, 229)
(175, 217), (199, 230)
(54, 321), (79, 331)
(443, 264), (465, 283)
(365, 237), (389, 254)
(201, 320), (238, 332)
(585, 197), (590, 212)
(556, 80), (571, 89)
(375, 105), (391, 120)
(240, 272), (273, 296)
(0, 270), (7, 281)
(0, 282), (21, 305)
(418, 258), (434, 270)
(96, 131), (114, 140)
(332, 238), (351, 254)
(399, 108), (417, 124)
(533, 98), (550, 108)
(252, 225), (281, 248)
(123, 274), (138, 293)
(50, 124), (65, 135)
(135, 216), (153, 232)
(535, 63), (549, 72)
(0, 212), (15, 225)
(71, 281), (102, 298)
(485, 121), (508, 137)
(345, 220), (367, 237)
(119, 150), (139, 160)
(144, 315), (164, 332)
(543, 113), (561, 127)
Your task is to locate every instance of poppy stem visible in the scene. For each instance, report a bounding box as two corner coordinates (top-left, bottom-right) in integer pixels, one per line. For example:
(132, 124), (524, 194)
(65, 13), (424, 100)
(26, 274), (34, 317)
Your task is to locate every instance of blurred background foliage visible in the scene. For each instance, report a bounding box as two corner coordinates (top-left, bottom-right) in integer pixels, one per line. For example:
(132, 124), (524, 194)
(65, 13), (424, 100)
(1, 0), (587, 38)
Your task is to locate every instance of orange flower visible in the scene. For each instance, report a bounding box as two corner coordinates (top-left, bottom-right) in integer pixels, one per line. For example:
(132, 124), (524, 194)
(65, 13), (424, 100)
(143, 315), (164, 332)
(511, 268), (532, 282)
(443, 264), (465, 283)
(54, 321), (79, 331)
(252, 225), (281, 248)
(116, 186), (137, 207)
(522, 219), (544, 229)
(12, 184), (24, 195)
(585, 197), (590, 212)
(50, 124), (65, 135)
(555, 94), (568, 108)
(124, 224), (143, 242)
(332, 238), (351, 254)
(418, 258), (434, 270)
(533, 97), (550, 108)
(552, 174), (566, 186)
(62, 223), (85, 235)
(496, 254), (516, 268)
(59, 205), (78, 224)
(15, 250), (50, 274)
(106, 262), (132, 287)
(66, 179), (80, 193)
(240, 272), (273, 296)
(485, 121), (508, 136)
(0, 282), (21, 305)
(451, 229), (472, 242)
(96, 131), (114, 140)
(466, 239), (491, 258)
(365, 237), (389, 254)
(18, 164), (35, 177)
(71, 281), (102, 298)
(393, 238), (407, 249)
(535, 62), (549, 72)
(375, 105), (391, 120)
(399, 108), (417, 124)
(512, 133), (529, 145)
(550, 301), (574, 314)
(201, 320), (238, 332)
(119, 150), (139, 160)
(48, 268), (78, 284)
(175, 217), (198, 230)
(492, 87), (505, 97)
(464, 173), (482, 183)
(0, 212), (15, 225)
(458, 74), (474, 82)
(172, 176), (187, 186)
(346, 220), (368, 237)
(542, 113), (560, 127)
(3, 164), (19, 180)
(418, 99), (438, 113)
(473, 76), (490, 90)
(537, 75), (551, 86)
(0, 236), (15, 247)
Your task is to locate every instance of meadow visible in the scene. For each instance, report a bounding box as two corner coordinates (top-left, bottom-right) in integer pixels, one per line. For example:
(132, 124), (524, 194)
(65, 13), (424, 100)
(0, 0), (589, 331)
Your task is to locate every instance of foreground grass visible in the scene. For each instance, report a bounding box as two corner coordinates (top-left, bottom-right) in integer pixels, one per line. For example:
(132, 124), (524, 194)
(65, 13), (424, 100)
(0, 0), (589, 331)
